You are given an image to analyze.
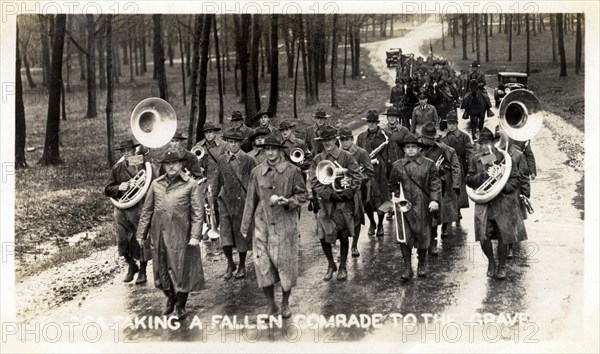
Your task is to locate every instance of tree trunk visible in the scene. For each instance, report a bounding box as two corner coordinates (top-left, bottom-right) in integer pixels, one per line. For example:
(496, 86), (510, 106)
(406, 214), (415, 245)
(15, 25), (27, 168)
(471, 15), (475, 53)
(268, 14), (279, 116)
(39, 15), (51, 87)
(441, 16), (445, 50)
(508, 14), (513, 61)
(575, 13), (582, 74)
(484, 14), (489, 62)
(61, 80), (66, 121)
(390, 14), (394, 36)
(98, 33), (106, 90)
(297, 15), (309, 104)
(233, 15), (249, 107)
(65, 18), (71, 91)
(186, 15), (192, 76)
(352, 26), (361, 78)
(540, 14), (546, 32)
(176, 15), (187, 106)
(526, 14), (530, 75)
(293, 36), (300, 119)
(134, 23), (140, 76)
(153, 15), (168, 100)
(284, 21), (294, 79)
(316, 15), (327, 84)
(196, 14), (213, 142)
(343, 16), (348, 85)
(551, 14), (557, 63)
(247, 14), (261, 123)
(557, 14), (567, 77)
(213, 15), (224, 123)
(532, 13), (536, 36)
(498, 14), (502, 34)
(128, 31), (134, 82)
(517, 14), (521, 35)
(187, 15), (203, 150)
(39, 14), (66, 166)
(461, 15), (468, 60)
(305, 16), (316, 104)
(141, 26), (147, 73)
(331, 14), (339, 108)
(85, 14), (97, 118)
(167, 29), (174, 67)
(452, 16), (457, 48)
(23, 50), (36, 89)
(489, 14), (493, 37)
(113, 41), (120, 84)
(78, 41), (86, 80)
(105, 15), (116, 167)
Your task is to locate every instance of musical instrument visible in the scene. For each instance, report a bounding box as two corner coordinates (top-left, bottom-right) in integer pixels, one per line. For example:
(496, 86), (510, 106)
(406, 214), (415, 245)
(435, 155), (444, 169)
(466, 90), (543, 203)
(130, 97), (178, 148)
(316, 160), (352, 192)
(498, 89), (543, 142)
(111, 97), (177, 209)
(203, 185), (219, 240)
(290, 147), (305, 164)
(392, 182), (411, 243)
(369, 130), (389, 165)
(191, 145), (205, 160)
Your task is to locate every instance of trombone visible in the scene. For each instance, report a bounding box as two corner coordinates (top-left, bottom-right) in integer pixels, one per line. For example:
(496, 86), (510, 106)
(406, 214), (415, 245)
(392, 182), (411, 243)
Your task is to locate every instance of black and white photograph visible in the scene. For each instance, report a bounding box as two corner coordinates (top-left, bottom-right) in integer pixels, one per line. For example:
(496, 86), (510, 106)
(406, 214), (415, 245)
(1, 1), (598, 352)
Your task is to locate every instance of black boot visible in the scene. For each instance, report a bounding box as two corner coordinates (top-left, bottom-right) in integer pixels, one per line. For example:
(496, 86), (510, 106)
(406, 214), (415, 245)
(281, 289), (292, 318)
(441, 224), (449, 238)
(400, 244), (413, 281)
(162, 290), (176, 316)
(337, 239), (349, 281)
(223, 246), (236, 279)
(417, 249), (428, 277)
(323, 263), (337, 281)
(135, 261), (148, 285)
(496, 241), (508, 280)
(175, 292), (189, 319)
(376, 213), (385, 237)
(481, 240), (496, 277)
(262, 286), (278, 316)
(321, 240), (337, 281)
(428, 228), (439, 256)
(123, 256), (139, 283)
(235, 252), (247, 279)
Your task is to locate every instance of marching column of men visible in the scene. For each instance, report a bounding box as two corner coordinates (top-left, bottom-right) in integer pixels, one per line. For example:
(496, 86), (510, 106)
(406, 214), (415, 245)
(106, 105), (535, 319)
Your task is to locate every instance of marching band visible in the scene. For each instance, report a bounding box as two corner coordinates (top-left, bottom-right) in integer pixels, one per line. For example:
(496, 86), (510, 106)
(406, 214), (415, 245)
(105, 85), (540, 319)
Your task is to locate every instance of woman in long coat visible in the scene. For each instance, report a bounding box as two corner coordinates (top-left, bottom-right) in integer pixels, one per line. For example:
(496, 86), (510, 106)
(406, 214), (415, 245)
(136, 148), (205, 319)
(241, 134), (308, 318)
(466, 128), (528, 280)
(388, 135), (441, 280)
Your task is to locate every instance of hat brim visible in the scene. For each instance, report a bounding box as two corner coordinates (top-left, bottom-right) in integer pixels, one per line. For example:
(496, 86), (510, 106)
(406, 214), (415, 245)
(202, 127), (222, 132)
(253, 111), (273, 120)
(313, 115), (331, 119)
(228, 116), (245, 121)
(399, 141), (426, 149)
(381, 112), (401, 116)
(221, 135), (246, 141)
(361, 118), (380, 122)
(314, 135), (338, 141)
(257, 143), (287, 149)
(115, 143), (140, 151)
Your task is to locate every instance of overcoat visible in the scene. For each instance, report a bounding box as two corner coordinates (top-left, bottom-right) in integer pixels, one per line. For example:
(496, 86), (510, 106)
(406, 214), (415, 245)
(302, 124), (325, 155)
(240, 159), (308, 291)
(347, 144), (375, 226)
(512, 140), (537, 176)
(196, 136), (227, 191)
(136, 172), (205, 292)
(248, 147), (268, 164)
(357, 127), (390, 209)
(310, 146), (362, 243)
(411, 104), (439, 135)
(383, 124), (411, 172)
(215, 151), (257, 252)
(441, 129), (473, 208)
(422, 142), (461, 224)
(466, 149), (529, 244)
(388, 155), (441, 249)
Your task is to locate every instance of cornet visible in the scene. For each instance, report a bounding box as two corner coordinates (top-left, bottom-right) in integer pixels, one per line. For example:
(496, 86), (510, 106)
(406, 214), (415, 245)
(191, 145), (205, 160)
(290, 147), (305, 164)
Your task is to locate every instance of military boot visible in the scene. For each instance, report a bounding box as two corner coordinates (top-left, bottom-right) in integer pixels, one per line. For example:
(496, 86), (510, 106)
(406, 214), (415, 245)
(123, 257), (139, 283)
(417, 249), (428, 278)
(135, 261), (147, 285)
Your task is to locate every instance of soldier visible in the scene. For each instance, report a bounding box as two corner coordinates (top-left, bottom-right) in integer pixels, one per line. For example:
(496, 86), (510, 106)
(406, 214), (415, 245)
(411, 92), (439, 135)
(357, 110), (390, 237)
(253, 111), (276, 132)
(419, 123), (461, 253)
(338, 126), (374, 257)
(512, 140), (537, 180)
(388, 135), (441, 279)
(310, 125), (362, 281)
(215, 128), (258, 279)
(428, 59), (450, 88)
(441, 111), (473, 223)
(162, 131), (203, 178)
(228, 110), (254, 153)
(467, 61), (494, 117)
(466, 127), (528, 279)
(241, 133), (308, 318)
(105, 139), (155, 285)
(390, 78), (404, 109)
(247, 128), (270, 164)
(279, 119), (312, 171)
(461, 79), (488, 140)
(302, 108), (330, 156)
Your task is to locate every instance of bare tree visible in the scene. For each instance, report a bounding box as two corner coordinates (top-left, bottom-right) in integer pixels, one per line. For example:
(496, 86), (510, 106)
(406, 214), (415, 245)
(551, 14), (557, 63)
(441, 15), (445, 50)
(39, 14), (66, 166)
(187, 15), (203, 150)
(248, 14), (261, 120)
(39, 15), (51, 87)
(16, 25), (27, 168)
(153, 15), (168, 100)
(557, 14), (567, 77)
(267, 14), (279, 116)
(343, 15), (348, 85)
(461, 15), (468, 60)
(176, 15), (187, 106)
(526, 14), (530, 75)
(575, 13), (583, 74)
(213, 15), (224, 123)
(196, 14), (213, 142)
(484, 14), (489, 62)
(85, 14), (97, 118)
(475, 14), (480, 62)
(105, 15), (116, 167)
(508, 14), (513, 61)
(331, 14), (339, 108)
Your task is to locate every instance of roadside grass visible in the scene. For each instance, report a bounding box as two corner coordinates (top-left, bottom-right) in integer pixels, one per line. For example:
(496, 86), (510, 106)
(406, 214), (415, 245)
(425, 21), (585, 132)
(16, 44), (392, 279)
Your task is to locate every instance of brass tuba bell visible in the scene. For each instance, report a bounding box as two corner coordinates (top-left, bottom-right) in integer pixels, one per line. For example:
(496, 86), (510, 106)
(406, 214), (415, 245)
(316, 160), (351, 192)
(498, 89), (543, 142)
(131, 97), (178, 148)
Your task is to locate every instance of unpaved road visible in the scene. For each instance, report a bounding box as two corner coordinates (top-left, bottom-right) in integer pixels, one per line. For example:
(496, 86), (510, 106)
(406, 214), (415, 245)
(10, 17), (589, 349)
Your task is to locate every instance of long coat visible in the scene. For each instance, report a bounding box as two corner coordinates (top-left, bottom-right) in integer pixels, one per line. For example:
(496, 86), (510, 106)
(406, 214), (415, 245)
(441, 129), (473, 208)
(512, 140), (537, 176)
(241, 160), (308, 291)
(215, 151), (258, 252)
(422, 142), (461, 224)
(310, 146), (362, 243)
(388, 155), (441, 249)
(248, 147), (268, 164)
(302, 124), (325, 155)
(411, 104), (439, 135)
(196, 136), (227, 191)
(136, 172), (205, 293)
(466, 149), (528, 244)
(357, 127), (390, 209)
(383, 124), (411, 171)
(234, 124), (255, 153)
(347, 144), (375, 226)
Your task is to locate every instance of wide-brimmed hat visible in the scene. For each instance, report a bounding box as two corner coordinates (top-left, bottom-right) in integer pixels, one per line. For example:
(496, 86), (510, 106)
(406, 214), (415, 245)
(313, 109), (331, 119)
(202, 122), (222, 132)
(253, 111), (273, 121)
(382, 106), (401, 117)
(399, 134), (426, 148)
(159, 148), (187, 163)
(221, 127), (246, 141)
(419, 122), (442, 139)
(257, 133), (287, 149)
(114, 139), (140, 151)
(471, 61), (481, 68)
(314, 125), (338, 141)
(228, 111), (245, 121)
(249, 128), (270, 143)
(171, 131), (187, 141)
(278, 119), (297, 130)
(417, 92), (428, 99)
(338, 127), (354, 139)
(478, 127), (495, 143)
(361, 110), (380, 123)
(446, 110), (458, 123)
